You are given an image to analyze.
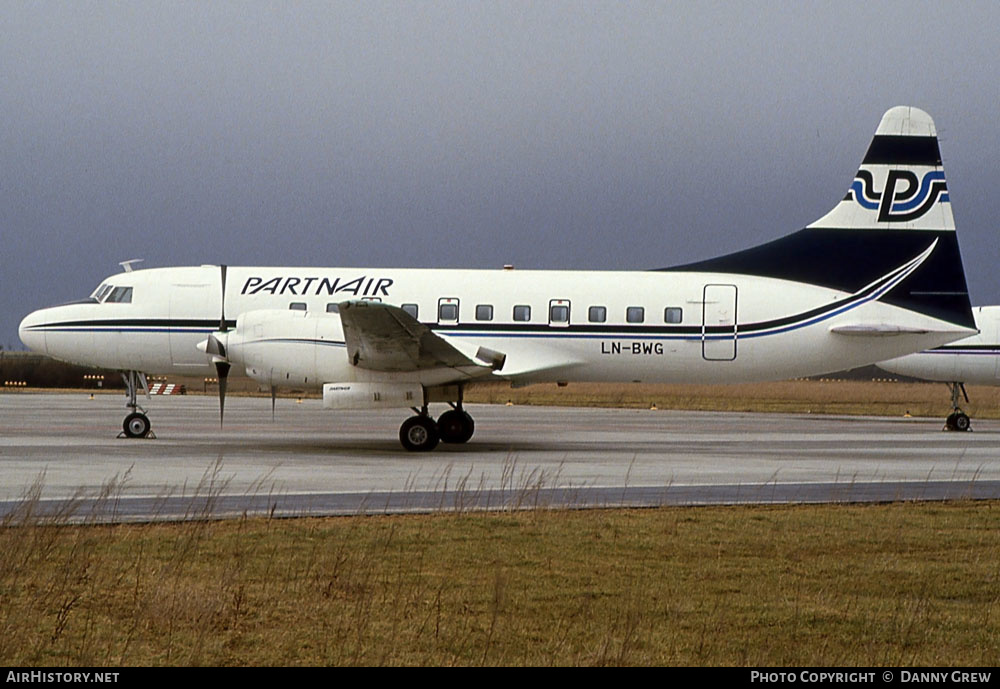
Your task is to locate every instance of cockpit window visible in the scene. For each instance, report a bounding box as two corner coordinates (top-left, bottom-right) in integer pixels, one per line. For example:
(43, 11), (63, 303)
(92, 284), (113, 301)
(105, 286), (133, 303)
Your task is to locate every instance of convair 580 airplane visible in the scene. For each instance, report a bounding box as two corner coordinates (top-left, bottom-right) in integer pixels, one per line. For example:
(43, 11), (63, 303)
(879, 306), (1000, 431)
(19, 107), (978, 450)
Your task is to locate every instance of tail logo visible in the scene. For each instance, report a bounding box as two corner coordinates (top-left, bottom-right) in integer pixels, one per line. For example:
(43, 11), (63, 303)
(848, 169), (949, 222)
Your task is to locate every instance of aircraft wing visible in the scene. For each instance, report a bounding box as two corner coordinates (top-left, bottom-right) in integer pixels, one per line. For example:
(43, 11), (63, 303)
(339, 300), (503, 373)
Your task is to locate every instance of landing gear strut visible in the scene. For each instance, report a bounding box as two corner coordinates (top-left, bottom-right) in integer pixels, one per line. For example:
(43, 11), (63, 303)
(119, 370), (154, 439)
(944, 382), (972, 432)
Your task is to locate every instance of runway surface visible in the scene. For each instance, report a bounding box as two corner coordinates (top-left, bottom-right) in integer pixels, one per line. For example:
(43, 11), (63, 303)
(1, 393), (998, 521)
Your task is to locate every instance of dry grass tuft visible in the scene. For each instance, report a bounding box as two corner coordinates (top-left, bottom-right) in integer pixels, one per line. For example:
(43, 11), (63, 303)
(2, 489), (999, 666)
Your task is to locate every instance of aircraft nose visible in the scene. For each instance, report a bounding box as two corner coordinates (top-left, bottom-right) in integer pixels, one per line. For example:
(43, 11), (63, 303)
(18, 310), (48, 354)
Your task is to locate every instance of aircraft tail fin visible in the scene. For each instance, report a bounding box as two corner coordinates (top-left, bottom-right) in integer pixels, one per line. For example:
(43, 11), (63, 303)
(662, 106), (974, 330)
(810, 106), (952, 231)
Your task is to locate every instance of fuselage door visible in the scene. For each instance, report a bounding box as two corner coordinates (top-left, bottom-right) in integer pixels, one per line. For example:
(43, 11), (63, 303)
(702, 284), (738, 361)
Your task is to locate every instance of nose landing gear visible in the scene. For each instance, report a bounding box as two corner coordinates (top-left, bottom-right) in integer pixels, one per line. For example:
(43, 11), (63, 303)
(118, 370), (155, 439)
(944, 382), (972, 432)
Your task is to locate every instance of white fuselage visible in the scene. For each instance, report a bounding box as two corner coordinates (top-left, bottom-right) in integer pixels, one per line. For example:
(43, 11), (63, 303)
(879, 306), (1000, 385)
(19, 264), (975, 390)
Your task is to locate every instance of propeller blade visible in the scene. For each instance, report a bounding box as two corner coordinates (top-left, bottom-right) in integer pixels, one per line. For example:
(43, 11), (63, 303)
(271, 385), (276, 421)
(219, 264), (228, 331)
(211, 265), (232, 428)
(215, 360), (231, 427)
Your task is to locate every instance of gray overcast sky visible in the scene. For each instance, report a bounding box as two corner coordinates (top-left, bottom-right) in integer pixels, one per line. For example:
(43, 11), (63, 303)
(2, 1), (998, 345)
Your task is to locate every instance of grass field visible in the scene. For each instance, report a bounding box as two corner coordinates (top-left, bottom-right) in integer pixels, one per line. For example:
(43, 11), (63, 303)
(2, 499), (999, 666)
(2, 380), (999, 666)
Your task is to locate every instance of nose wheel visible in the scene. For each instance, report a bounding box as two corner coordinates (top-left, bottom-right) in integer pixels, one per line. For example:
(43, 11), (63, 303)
(123, 411), (151, 438)
(118, 370), (155, 439)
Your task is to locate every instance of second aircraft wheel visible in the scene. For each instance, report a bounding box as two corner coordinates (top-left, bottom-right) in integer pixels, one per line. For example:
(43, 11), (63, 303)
(945, 411), (972, 432)
(438, 409), (475, 444)
(123, 412), (151, 438)
(399, 415), (440, 452)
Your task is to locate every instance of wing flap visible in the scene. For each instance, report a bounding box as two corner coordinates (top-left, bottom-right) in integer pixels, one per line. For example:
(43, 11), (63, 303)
(339, 300), (494, 372)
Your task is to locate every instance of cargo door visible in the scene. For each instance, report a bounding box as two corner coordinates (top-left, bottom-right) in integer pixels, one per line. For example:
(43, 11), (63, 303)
(702, 284), (738, 361)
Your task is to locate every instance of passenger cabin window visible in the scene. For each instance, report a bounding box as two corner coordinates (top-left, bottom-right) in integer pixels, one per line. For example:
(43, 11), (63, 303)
(105, 286), (133, 303)
(438, 298), (459, 324)
(326, 303), (340, 313)
(401, 303), (419, 319)
(476, 304), (494, 321)
(513, 305), (531, 322)
(289, 302), (307, 311)
(664, 307), (683, 324)
(588, 306), (607, 323)
(549, 300), (570, 326)
(626, 306), (644, 323)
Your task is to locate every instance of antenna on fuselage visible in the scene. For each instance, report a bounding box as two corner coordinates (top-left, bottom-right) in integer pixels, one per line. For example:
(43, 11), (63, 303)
(119, 259), (144, 273)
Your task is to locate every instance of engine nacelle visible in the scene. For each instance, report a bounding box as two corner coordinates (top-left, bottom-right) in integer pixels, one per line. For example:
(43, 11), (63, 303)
(323, 382), (423, 410)
(224, 309), (351, 387)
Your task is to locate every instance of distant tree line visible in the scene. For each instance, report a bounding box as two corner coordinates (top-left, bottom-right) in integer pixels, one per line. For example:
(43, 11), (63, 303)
(0, 352), (124, 389)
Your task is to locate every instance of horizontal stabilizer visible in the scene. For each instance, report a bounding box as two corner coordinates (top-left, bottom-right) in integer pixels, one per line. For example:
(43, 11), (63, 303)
(829, 324), (974, 337)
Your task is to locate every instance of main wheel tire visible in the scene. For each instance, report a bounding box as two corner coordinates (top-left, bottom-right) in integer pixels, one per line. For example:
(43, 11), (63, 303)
(399, 415), (440, 452)
(438, 409), (475, 444)
(123, 412), (151, 438)
(953, 412), (971, 432)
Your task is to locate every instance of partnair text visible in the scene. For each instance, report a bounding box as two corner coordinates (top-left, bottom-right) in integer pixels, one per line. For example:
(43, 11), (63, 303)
(241, 275), (393, 297)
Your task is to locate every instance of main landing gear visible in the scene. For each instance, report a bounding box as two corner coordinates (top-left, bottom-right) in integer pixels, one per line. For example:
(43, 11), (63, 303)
(119, 370), (154, 439)
(944, 382), (972, 432)
(398, 404), (476, 452)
